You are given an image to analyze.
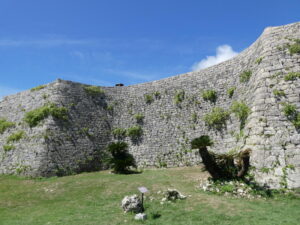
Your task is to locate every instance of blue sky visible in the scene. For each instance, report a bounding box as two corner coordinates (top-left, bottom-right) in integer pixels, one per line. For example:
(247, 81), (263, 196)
(0, 0), (299, 98)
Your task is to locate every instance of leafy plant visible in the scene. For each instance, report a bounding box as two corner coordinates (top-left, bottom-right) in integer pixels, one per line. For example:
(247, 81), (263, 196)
(24, 103), (68, 127)
(134, 113), (144, 123)
(288, 39), (300, 55)
(191, 113), (197, 123)
(83, 85), (105, 96)
(153, 91), (161, 99)
(227, 87), (236, 98)
(255, 57), (263, 64)
(203, 107), (230, 130)
(239, 70), (252, 83)
(3, 144), (15, 152)
(284, 72), (300, 81)
(281, 103), (300, 129)
(7, 131), (25, 143)
(144, 94), (154, 104)
(231, 101), (251, 129)
(202, 90), (217, 103)
(0, 118), (15, 134)
(112, 128), (127, 139)
(126, 126), (143, 139)
(273, 89), (286, 97)
(107, 141), (136, 173)
(30, 85), (46, 92)
(174, 90), (185, 105)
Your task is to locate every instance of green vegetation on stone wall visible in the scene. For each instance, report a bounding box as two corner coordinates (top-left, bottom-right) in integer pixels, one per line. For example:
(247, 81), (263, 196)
(83, 85), (105, 96)
(134, 113), (144, 123)
(273, 89), (286, 98)
(3, 144), (15, 152)
(24, 103), (68, 127)
(282, 103), (300, 129)
(288, 39), (300, 55)
(7, 131), (25, 143)
(0, 119), (15, 134)
(227, 87), (236, 98)
(231, 101), (251, 129)
(126, 125), (143, 139)
(30, 85), (46, 92)
(284, 72), (300, 81)
(174, 90), (185, 105)
(112, 128), (127, 139)
(239, 70), (252, 83)
(255, 57), (263, 65)
(202, 90), (217, 103)
(203, 107), (230, 130)
(144, 94), (154, 104)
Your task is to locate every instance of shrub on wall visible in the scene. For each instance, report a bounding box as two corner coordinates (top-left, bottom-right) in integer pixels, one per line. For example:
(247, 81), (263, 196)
(126, 126), (143, 139)
(273, 89), (286, 98)
(30, 85), (46, 92)
(202, 90), (217, 103)
(3, 144), (15, 152)
(281, 103), (300, 129)
(134, 113), (145, 123)
(227, 87), (236, 98)
(24, 103), (68, 127)
(203, 107), (230, 130)
(255, 57), (263, 65)
(83, 85), (105, 96)
(231, 101), (251, 129)
(144, 94), (154, 104)
(7, 131), (25, 143)
(174, 90), (185, 105)
(239, 70), (252, 83)
(112, 128), (127, 139)
(284, 72), (300, 81)
(0, 119), (15, 134)
(288, 39), (300, 55)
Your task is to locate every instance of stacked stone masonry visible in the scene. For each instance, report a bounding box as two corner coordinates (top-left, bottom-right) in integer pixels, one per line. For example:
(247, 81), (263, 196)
(1, 22), (300, 189)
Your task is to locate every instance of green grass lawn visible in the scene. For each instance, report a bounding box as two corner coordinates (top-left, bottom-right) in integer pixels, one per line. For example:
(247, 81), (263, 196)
(0, 166), (300, 225)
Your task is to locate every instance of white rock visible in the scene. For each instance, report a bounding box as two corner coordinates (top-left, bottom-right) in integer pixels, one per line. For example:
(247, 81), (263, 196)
(121, 194), (143, 213)
(135, 213), (147, 221)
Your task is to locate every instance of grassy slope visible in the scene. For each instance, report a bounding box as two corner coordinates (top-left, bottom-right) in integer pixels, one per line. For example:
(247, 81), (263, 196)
(0, 167), (300, 225)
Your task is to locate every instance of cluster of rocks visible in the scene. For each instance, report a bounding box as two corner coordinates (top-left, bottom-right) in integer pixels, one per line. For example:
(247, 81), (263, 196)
(199, 179), (264, 199)
(160, 188), (187, 203)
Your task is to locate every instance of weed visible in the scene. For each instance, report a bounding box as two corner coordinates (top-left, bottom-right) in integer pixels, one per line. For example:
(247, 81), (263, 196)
(126, 126), (143, 139)
(203, 107), (230, 130)
(174, 90), (185, 105)
(7, 131), (25, 143)
(3, 144), (15, 152)
(0, 119), (15, 134)
(273, 89), (286, 97)
(231, 101), (251, 129)
(255, 57), (263, 64)
(83, 85), (105, 96)
(202, 90), (217, 103)
(112, 128), (127, 139)
(134, 113), (144, 123)
(284, 72), (300, 81)
(227, 87), (236, 98)
(30, 85), (46, 92)
(239, 70), (252, 83)
(144, 94), (154, 104)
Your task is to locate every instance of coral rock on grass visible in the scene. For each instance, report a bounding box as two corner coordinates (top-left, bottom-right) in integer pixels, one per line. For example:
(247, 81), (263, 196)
(163, 189), (187, 201)
(134, 213), (147, 220)
(121, 194), (143, 213)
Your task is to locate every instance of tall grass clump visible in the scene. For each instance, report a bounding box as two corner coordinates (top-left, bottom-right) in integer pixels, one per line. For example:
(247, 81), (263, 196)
(203, 107), (230, 130)
(0, 119), (15, 134)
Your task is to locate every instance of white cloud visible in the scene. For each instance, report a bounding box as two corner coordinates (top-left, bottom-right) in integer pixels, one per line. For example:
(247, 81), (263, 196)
(191, 45), (238, 71)
(0, 86), (21, 100)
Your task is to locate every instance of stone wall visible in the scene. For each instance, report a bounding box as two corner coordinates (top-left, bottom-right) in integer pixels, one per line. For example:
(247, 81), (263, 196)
(0, 22), (300, 188)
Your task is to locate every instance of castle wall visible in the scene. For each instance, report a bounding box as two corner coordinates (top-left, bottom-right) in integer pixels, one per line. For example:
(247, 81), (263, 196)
(0, 22), (300, 188)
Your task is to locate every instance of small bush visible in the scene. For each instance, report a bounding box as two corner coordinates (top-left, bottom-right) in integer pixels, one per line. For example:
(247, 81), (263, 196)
(134, 113), (144, 123)
(30, 85), (46, 92)
(144, 94), (154, 104)
(289, 43), (300, 55)
(273, 89), (286, 97)
(227, 87), (236, 98)
(174, 90), (185, 105)
(202, 90), (217, 103)
(191, 113), (197, 123)
(24, 103), (68, 127)
(3, 144), (15, 152)
(153, 91), (161, 99)
(239, 70), (252, 83)
(106, 104), (114, 111)
(112, 128), (127, 139)
(126, 126), (143, 139)
(107, 141), (136, 173)
(284, 72), (300, 81)
(281, 103), (300, 129)
(7, 131), (25, 143)
(0, 119), (15, 134)
(203, 107), (230, 130)
(84, 85), (105, 96)
(255, 57), (263, 65)
(231, 101), (251, 129)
